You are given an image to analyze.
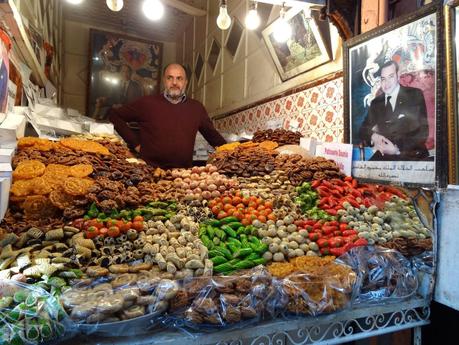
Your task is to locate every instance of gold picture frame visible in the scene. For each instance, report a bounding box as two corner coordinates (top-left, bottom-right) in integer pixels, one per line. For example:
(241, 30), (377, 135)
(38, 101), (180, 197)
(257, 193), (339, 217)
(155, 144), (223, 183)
(262, 7), (331, 81)
(445, 1), (459, 184)
(343, 2), (445, 187)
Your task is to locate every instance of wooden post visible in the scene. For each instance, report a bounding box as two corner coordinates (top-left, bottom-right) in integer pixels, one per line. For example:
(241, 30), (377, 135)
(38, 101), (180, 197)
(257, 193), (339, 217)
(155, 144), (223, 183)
(361, 0), (389, 33)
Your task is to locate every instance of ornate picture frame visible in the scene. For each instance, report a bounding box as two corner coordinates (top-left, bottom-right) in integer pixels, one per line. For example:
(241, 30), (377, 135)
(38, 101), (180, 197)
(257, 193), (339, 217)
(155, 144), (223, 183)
(86, 29), (163, 121)
(445, 0), (459, 185)
(343, 2), (445, 187)
(262, 7), (331, 81)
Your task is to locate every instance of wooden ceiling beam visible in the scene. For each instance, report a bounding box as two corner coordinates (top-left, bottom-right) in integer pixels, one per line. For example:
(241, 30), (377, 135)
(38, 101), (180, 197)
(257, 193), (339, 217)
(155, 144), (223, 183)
(164, 0), (206, 16)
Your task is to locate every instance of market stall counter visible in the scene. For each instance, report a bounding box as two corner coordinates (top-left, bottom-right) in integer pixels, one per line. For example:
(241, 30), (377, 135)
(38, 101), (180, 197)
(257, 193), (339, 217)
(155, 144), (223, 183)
(0, 132), (435, 345)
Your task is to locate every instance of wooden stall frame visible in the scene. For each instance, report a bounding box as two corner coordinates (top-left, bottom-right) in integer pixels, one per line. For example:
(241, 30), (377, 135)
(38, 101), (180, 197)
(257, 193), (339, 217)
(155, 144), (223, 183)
(445, 1), (459, 185)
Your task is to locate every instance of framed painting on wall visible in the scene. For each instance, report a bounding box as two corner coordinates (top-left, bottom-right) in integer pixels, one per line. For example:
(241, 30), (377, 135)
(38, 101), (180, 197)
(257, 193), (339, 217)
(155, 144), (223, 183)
(262, 7), (331, 81)
(343, 2), (444, 187)
(86, 29), (163, 120)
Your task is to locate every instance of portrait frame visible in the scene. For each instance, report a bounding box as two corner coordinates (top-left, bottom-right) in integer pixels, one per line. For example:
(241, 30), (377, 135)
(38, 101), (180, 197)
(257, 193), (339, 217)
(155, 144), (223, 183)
(343, 2), (445, 188)
(445, 0), (459, 185)
(86, 29), (163, 121)
(262, 7), (331, 81)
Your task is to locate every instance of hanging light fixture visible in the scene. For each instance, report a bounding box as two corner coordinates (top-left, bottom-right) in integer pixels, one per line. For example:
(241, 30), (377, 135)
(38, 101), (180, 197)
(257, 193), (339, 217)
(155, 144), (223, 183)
(106, 0), (123, 12)
(245, 1), (260, 30)
(66, 0), (84, 4)
(273, 3), (291, 43)
(143, 0), (164, 21)
(216, 0), (231, 30)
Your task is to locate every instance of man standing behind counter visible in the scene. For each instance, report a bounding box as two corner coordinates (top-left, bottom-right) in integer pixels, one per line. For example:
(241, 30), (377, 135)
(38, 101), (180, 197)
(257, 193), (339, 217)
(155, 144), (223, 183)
(108, 63), (226, 168)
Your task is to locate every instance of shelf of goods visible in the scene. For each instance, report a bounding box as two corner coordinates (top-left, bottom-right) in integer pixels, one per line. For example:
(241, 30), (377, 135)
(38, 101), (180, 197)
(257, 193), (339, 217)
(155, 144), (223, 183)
(67, 298), (430, 345)
(0, 131), (435, 345)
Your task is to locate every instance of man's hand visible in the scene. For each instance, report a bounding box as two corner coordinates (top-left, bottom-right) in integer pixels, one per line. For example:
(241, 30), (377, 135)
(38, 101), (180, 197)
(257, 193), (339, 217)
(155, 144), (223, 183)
(135, 145), (141, 153)
(371, 133), (400, 156)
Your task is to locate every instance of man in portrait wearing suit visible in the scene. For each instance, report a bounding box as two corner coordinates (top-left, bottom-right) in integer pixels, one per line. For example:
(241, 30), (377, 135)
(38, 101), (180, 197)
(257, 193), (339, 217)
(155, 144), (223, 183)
(119, 64), (143, 104)
(359, 60), (430, 161)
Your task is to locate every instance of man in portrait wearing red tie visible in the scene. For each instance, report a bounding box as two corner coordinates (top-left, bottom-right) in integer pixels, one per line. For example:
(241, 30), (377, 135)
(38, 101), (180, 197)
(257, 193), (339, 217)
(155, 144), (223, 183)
(359, 60), (430, 161)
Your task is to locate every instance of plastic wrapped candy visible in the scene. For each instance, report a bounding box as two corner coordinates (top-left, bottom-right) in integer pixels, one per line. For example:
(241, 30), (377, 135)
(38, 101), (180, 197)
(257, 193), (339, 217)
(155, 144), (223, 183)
(337, 246), (418, 305)
(277, 260), (356, 317)
(60, 270), (179, 336)
(165, 266), (283, 334)
(411, 251), (434, 299)
(0, 281), (72, 345)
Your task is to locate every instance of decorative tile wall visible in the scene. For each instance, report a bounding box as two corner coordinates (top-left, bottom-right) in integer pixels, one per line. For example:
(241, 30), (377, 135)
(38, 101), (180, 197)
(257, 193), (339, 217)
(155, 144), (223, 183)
(214, 77), (344, 143)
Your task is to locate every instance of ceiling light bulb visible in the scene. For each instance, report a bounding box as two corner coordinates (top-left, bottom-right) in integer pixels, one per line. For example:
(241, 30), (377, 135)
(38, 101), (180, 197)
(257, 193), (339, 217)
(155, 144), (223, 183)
(143, 0), (164, 21)
(66, 0), (84, 4)
(217, 2), (231, 30)
(106, 0), (123, 11)
(273, 6), (291, 43)
(245, 2), (260, 30)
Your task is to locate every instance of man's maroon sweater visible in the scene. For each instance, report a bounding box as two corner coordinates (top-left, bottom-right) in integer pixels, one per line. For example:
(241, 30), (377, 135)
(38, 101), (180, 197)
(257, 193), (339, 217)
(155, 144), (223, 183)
(108, 94), (226, 168)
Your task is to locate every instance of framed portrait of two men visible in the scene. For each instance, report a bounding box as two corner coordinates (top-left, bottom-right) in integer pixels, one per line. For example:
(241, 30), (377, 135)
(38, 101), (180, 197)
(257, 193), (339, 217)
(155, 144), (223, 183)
(344, 2), (445, 187)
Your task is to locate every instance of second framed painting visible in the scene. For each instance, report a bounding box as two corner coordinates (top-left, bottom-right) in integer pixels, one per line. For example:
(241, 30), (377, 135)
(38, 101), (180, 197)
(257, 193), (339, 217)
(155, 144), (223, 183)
(344, 2), (444, 187)
(262, 7), (331, 81)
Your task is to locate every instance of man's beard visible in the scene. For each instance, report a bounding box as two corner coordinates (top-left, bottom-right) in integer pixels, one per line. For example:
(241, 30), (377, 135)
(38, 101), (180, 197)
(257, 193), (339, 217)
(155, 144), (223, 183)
(165, 88), (185, 99)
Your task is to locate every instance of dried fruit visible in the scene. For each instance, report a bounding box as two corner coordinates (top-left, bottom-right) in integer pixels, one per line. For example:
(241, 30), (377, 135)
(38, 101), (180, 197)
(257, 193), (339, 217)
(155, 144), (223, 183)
(49, 189), (75, 209)
(23, 195), (57, 219)
(13, 160), (46, 180)
(63, 177), (94, 196)
(70, 164), (94, 178)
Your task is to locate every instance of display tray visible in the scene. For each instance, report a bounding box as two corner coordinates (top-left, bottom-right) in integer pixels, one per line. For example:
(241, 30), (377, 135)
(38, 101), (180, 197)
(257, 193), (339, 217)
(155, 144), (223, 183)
(65, 298), (430, 345)
(77, 311), (162, 337)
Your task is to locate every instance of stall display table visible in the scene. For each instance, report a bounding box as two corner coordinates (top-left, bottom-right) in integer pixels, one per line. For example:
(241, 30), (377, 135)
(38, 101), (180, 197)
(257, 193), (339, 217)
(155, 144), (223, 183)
(67, 298), (429, 345)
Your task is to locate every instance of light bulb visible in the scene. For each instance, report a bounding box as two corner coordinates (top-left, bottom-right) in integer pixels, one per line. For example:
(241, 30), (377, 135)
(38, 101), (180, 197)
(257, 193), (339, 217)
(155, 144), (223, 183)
(245, 7), (260, 30)
(217, 3), (231, 30)
(66, 0), (84, 4)
(106, 0), (123, 11)
(273, 7), (291, 43)
(143, 0), (164, 21)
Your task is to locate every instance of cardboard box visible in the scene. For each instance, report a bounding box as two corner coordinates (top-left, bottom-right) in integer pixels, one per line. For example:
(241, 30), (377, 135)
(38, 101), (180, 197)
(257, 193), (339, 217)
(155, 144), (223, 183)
(0, 148), (15, 163)
(0, 163), (12, 221)
(0, 177), (10, 221)
(33, 102), (66, 119)
(34, 116), (84, 135)
(0, 163), (13, 178)
(0, 113), (26, 148)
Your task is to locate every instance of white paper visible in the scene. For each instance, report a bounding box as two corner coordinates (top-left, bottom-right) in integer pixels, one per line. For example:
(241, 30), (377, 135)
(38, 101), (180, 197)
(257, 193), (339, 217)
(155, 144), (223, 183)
(0, 148), (14, 163)
(0, 177), (10, 221)
(266, 119), (283, 130)
(315, 142), (353, 176)
(89, 122), (114, 135)
(284, 118), (299, 131)
(351, 161), (435, 184)
(0, 163), (12, 176)
(299, 137), (317, 155)
(7, 80), (17, 113)
(0, 113), (26, 147)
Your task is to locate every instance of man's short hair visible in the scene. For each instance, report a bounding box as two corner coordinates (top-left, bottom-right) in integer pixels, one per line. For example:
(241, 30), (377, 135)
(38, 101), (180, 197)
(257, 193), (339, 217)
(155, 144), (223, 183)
(162, 63), (189, 80)
(379, 60), (399, 75)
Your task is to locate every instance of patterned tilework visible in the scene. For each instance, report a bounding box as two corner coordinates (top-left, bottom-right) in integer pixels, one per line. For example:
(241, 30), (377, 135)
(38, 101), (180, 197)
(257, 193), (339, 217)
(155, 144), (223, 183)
(214, 77), (344, 143)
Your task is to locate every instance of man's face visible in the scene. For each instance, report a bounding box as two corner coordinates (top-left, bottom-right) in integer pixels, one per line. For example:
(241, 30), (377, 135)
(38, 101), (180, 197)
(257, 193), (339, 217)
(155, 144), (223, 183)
(121, 65), (130, 81)
(380, 64), (399, 95)
(163, 65), (188, 99)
